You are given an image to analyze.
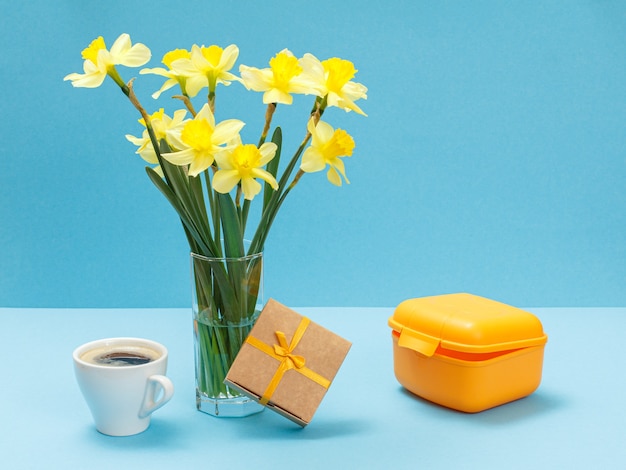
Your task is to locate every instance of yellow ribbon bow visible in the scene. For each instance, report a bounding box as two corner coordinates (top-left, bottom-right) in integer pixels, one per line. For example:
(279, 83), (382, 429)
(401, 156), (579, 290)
(245, 316), (331, 406)
(273, 330), (306, 369)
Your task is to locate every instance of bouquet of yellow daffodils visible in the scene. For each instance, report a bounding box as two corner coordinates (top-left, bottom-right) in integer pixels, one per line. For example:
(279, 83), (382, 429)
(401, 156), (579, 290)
(65, 33), (366, 408)
(65, 33), (366, 265)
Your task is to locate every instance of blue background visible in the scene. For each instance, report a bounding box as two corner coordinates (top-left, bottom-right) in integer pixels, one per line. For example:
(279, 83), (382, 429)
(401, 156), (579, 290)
(1, 1), (624, 308)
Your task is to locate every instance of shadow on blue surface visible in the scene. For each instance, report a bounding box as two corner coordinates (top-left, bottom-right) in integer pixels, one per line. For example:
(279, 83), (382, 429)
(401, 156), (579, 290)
(82, 409), (371, 450)
(231, 409), (372, 440)
(398, 387), (566, 424)
(81, 417), (187, 450)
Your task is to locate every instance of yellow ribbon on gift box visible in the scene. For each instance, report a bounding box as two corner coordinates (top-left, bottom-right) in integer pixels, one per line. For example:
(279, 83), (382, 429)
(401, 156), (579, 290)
(245, 316), (331, 405)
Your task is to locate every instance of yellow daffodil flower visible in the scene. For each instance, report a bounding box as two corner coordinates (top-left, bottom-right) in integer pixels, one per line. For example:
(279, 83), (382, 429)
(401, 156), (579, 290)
(239, 49), (322, 105)
(300, 118), (355, 186)
(299, 54), (367, 115)
(169, 44), (240, 97)
(140, 49), (191, 99)
(125, 108), (188, 175)
(162, 103), (244, 177)
(213, 138), (279, 200)
(64, 33), (151, 88)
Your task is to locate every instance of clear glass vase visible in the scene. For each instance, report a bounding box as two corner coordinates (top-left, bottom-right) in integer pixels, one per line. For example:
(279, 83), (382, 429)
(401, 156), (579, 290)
(191, 249), (265, 417)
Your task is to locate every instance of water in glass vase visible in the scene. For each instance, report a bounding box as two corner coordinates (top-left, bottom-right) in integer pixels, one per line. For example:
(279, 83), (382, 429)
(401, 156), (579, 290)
(191, 249), (265, 417)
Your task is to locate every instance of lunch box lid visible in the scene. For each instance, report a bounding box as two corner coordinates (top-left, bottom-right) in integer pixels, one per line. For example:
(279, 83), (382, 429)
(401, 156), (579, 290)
(388, 293), (547, 357)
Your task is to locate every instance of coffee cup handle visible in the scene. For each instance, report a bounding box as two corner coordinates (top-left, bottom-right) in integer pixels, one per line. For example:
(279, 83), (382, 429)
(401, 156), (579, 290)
(138, 375), (174, 419)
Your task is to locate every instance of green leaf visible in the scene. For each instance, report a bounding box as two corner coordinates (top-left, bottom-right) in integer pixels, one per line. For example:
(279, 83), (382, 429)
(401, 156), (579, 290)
(158, 141), (194, 209)
(263, 127), (282, 211)
(155, 141), (218, 255)
(203, 170), (222, 256)
(145, 167), (213, 255)
(250, 131), (310, 254)
(217, 192), (244, 258)
(240, 199), (251, 236)
(189, 172), (215, 249)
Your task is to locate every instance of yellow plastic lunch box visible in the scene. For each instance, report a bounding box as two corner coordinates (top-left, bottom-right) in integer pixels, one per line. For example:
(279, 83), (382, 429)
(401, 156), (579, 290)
(388, 293), (548, 413)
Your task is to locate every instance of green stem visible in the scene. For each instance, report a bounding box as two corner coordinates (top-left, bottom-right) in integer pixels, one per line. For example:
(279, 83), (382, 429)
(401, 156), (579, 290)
(241, 199), (251, 239)
(203, 168), (223, 257)
(249, 132), (312, 254)
(249, 96), (327, 254)
(258, 103), (277, 147)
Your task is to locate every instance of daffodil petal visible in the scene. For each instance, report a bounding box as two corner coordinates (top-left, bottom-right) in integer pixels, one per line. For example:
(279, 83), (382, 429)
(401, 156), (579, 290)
(119, 43), (151, 67)
(313, 120), (334, 141)
(64, 71), (107, 88)
(109, 33), (132, 57)
(214, 150), (234, 170)
(331, 157), (349, 180)
(185, 75), (208, 97)
(220, 45), (240, 70)
(327, 166), (343, 186)
(190, 45), (209, 69)
(170, 57), (197, 75)
(195, 104), (216, 127)
(239, 66), (273, 91)
(165, 128), (185, 150)
(188, 155), (214, 176)
(300, 148), (325, 173)
(342, 81), (368, 100)
(171, 109), (188, 124)
(216, 72), (240, 86)
(150, 78), (177, 99)
(299, 53), (324, 77)
(152, 165), (164, 178)
(140, 67), (170, 77)
(251, 168), (279, 190)
(212, 169), (241, 193)
(258, 142), (277, 165)
(212, 119), (245, 145)
(125, 134), (143, 146)
(286, 76), (321, 95)
(108, 34), (150, 67)
(162, 148), (195, 166)
(306, 117), (317, 136)
(263, 89), (293, 105)
(138, 147), (158, 164)
(328, 92), (367, 116)
(241, 177), (262, 200)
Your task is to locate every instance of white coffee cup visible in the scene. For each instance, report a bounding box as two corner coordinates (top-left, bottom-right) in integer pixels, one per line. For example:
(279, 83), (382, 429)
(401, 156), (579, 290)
(73, 337), (174, 436)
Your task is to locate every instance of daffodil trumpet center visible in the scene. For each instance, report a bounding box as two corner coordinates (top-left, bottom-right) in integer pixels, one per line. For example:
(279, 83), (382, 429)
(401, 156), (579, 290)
(81, 36), (106, 63)
(323, 58), (357, 93)
(270, 52), (302, 92)
(181, 120), (214, 151)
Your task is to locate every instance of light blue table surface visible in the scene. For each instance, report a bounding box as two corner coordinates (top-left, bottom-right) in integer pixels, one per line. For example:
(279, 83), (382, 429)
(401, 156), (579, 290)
(1, 307), (625, 469)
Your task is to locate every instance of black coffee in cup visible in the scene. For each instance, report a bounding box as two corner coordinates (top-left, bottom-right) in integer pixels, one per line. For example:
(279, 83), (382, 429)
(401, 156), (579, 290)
(93, 351), (153, 366)
(80, 345), (159, 367)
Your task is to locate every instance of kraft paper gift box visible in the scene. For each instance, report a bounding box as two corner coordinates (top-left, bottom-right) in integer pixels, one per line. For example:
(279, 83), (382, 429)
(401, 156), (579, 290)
(225, 299), (352, 426)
